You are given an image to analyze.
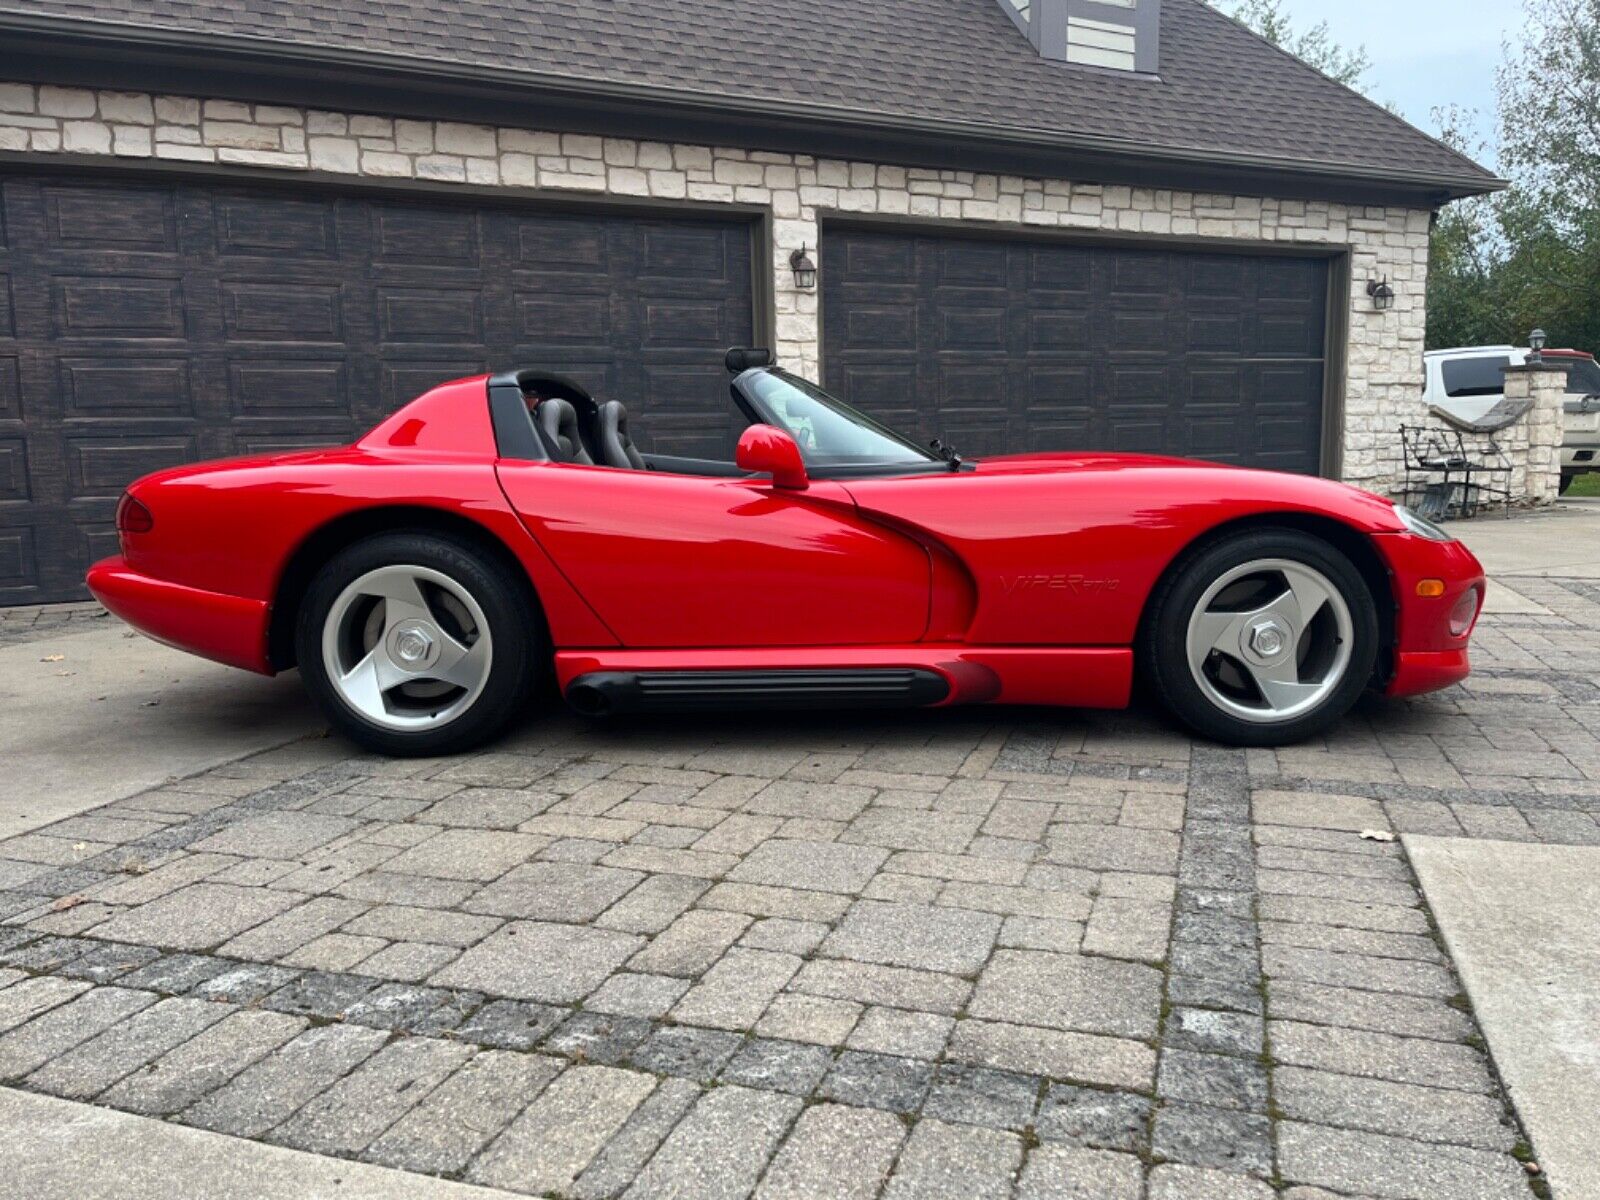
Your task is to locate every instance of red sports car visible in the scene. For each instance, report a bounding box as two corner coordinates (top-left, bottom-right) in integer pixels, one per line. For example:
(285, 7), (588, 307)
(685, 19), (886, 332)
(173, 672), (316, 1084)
(88, 350), (1485, 756)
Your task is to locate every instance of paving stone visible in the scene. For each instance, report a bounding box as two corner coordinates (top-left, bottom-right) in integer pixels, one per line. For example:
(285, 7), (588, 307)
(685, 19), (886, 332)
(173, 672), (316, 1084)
(742, 916), (829, 955)
(842, 808), (984, 854)
(745, 781), (875, 821)
(354, 940), (460, 981)
(1276, 1121), (1530, 1200)
(595, 873), (709, 934)
(180, 1022), (390, 1137)
(1273, 1066), (1516, 1151)
(923, 1063), (1039, 1130)
(333, 870), (478, 909)
(282, 932), (384, 971)
(1, 934), (94, 972)
(190, 811), (359, 857)
(382, 829), (546, 880)
(455, 997), (566, 1050)
(817, 1049), (933, 1113)
(672, 947), (801, 1030)
(720, 1037), (833, 1095)
(270, 1035), (475, 1155)
(0, 986), (157, 1080)
(701, 881), (853, 923)
(1015, 1145), (1145, 1199)
(190, 961), (298, 1004)
(217, 896), (369, 961)
(1262, 944), (1455, 998)
(572, 1077), (703, 1200)
(1164, 974), (1264, 1016)
(755, 993), (863, 1045)
(999, 914), (1085, 953)
(341, 903), (501, 946)
(466, 861), (644, 921)
(88, 883), (300, 951)
(602, 843), (738, 877)
(366, 1049), (562, 1175)
(1035, 1083), (1152, 1153)
(100, 1009), (308, 1115)
(469, 1064), (658, 1194)
(1082, 896), (1171, 962)
(1164, 1007), (1263, 1057)
(1151, 1104), (1273, 1175)
(948, 1019), (1155, 1091)
(1268, 1020), (1495, 1093)
(1252, 792), (1389, 833)
(1046, 825), (1180, 873)
(1147, 1164), (1276, 1199)
(754, 1103), (905, 1200)
(969, 950), (1163, 1039)
(262, 969), (378, 1019)
(419, 788), (554, 828)
(342, 982), (481, 1034)
(727, 837), (887, 894)
(586, 971), (690, 1018)
(546, 1011), (655, 1065)
(622, 1084), (800, 1200)
(1258, 919), (1442, 963)
(791, 958), (971, 1015)
(847, 1006), (953, 1059)
(26, 994), (229, 1099)
(0, 976), (90, 1034)
(629, 1024), (743, 1080)
(627, 908), (752, 977)
(882, 1118), (1022, 1200)
(433, 919), (642, 1002)
(821, 900), (1000, 974)
(1157, 1049), (1268, 1112)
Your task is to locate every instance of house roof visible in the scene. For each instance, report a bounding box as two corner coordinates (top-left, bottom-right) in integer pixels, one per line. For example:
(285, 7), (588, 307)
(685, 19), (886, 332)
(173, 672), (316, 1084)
(0, 0), (1502, 203)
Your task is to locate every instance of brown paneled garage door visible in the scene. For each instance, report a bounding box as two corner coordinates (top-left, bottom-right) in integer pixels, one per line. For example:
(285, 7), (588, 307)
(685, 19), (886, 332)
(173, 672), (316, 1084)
(0, 171), (755, 603)
(822, 225), (1331, 473)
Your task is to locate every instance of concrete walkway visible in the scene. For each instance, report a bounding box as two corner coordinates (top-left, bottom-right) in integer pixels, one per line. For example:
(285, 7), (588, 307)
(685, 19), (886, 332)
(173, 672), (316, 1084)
(1452, 496), (1600, 580)
(1408, 837), (1600, 1200)
(0, 623), (319, 838)
(0, 1088), (521, 1200)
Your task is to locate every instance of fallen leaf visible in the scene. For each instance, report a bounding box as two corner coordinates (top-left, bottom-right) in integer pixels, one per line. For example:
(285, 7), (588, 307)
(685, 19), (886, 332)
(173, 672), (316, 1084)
(51, 895), (85, 912)
(1359, 829), (1396, 842)
(40, 654), (64, 662)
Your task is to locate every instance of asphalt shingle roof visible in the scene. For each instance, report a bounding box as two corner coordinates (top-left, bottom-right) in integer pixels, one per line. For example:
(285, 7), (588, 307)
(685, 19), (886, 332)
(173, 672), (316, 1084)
(6, 0), (1498, 193)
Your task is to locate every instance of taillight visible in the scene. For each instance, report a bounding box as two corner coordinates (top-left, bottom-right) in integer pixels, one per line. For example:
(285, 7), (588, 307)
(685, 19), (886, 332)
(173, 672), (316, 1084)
(1448, 586), (1482, 639)
(116, 493), (154, 534)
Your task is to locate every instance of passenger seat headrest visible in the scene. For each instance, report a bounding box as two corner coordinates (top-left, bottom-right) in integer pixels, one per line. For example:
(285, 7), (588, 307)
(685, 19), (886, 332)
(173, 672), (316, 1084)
(536, 397), (593, 465)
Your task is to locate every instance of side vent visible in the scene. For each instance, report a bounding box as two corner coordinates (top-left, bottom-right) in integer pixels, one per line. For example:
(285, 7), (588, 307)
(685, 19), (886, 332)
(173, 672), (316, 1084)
(996, 0), (1160, 75)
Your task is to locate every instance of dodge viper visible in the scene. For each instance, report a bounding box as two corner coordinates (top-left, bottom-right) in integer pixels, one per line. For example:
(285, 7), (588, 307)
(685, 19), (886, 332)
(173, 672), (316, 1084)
(88, 349), (1485, 756)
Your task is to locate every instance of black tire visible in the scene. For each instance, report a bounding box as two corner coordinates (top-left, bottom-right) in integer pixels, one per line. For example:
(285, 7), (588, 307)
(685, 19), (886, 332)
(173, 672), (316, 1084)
(295, 531), (541, 756)
(1559, 473), (1574, 495)
(1141, 529), (1379, 747)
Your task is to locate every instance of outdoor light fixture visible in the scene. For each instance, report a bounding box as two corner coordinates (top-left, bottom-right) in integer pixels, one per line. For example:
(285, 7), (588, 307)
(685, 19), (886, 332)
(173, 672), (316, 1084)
(1366, 277), (1395, 311)
(1530, 328), (1547, 363)
(790, 245), (818, 290)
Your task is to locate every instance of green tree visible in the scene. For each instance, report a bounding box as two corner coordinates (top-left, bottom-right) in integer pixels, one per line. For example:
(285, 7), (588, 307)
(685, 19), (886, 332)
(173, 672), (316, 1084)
(1212, 0), (1372, 91)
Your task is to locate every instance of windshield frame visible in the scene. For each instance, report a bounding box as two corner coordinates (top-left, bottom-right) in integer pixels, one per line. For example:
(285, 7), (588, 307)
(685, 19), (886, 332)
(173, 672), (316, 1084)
(731, 368), (956, 478)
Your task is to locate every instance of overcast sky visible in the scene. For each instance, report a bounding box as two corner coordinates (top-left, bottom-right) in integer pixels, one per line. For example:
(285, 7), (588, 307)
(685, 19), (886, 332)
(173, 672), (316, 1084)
(1273, 0), (1519, 160)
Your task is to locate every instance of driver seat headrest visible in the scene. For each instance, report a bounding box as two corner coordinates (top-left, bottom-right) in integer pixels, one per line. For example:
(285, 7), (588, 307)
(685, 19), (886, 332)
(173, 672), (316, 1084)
(598, 400), (645, 470)
(536, 397), (593, 465)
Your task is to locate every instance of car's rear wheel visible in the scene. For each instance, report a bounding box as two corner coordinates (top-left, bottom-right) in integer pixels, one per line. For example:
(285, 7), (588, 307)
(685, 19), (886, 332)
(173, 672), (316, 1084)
(296, 532), (539, 756)
(1143, 529), (1379, 746)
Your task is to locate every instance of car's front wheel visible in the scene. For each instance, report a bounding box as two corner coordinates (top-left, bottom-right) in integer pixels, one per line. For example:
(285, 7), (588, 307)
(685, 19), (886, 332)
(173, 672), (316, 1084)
(1143, 529), (1379, 746)
(296, 532), (540, 756)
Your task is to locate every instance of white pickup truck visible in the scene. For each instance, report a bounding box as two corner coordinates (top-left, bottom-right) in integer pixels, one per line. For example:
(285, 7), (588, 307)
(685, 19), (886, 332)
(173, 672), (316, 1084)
(1423, 345), (1600, 492)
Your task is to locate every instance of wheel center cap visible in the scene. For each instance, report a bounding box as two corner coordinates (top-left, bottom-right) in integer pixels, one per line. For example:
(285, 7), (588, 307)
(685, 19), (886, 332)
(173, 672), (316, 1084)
(389, 621), (439, 670)
(1248, 621), (1287, 659)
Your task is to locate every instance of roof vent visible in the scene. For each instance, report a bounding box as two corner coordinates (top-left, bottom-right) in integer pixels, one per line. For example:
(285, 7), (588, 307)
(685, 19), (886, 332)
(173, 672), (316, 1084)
(997, 0), (1160, 74)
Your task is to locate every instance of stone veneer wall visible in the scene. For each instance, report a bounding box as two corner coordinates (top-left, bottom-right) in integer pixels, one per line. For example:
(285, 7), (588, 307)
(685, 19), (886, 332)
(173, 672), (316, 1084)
(0, 83), (1436, 491)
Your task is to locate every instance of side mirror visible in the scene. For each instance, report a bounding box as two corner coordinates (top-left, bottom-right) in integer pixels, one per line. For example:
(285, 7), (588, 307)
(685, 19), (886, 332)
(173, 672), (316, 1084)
(736, 424), (809, 490)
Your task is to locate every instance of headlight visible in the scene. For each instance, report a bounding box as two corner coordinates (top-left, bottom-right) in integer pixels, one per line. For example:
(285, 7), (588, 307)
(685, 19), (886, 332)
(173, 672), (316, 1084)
(1394, 505), (1454, 542)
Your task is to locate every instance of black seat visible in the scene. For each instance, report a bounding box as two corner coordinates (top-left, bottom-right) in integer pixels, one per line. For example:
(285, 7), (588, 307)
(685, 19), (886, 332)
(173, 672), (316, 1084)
(598, 400), (645, 469)
(536, 398), (594, 465)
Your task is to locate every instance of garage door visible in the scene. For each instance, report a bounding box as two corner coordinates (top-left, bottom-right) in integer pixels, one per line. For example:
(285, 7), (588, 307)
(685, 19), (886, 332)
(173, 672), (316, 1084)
(0, 172), (755, 603)
(822, 226), (1329, 473)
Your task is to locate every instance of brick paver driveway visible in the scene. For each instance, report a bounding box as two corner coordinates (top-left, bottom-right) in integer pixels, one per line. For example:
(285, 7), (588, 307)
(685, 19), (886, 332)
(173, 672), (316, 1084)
(2, 578), (1597, 1198)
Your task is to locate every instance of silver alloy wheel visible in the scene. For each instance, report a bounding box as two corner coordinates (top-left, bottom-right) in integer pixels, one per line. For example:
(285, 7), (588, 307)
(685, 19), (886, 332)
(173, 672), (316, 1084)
(320, 564), (493, 731)
(1184, 557), (1354, 725)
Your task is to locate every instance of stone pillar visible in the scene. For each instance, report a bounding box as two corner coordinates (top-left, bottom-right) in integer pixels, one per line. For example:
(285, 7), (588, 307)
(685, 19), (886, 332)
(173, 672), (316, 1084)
(1503, 362), (1568, 505)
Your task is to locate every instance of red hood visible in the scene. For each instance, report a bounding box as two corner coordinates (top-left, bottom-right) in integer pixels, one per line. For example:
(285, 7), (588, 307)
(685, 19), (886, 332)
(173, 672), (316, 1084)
(971, 451), (1224, 476)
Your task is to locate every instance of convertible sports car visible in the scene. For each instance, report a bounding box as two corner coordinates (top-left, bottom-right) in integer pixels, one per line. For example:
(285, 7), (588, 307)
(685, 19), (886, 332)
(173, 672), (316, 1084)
(88, 349), (1485, 756)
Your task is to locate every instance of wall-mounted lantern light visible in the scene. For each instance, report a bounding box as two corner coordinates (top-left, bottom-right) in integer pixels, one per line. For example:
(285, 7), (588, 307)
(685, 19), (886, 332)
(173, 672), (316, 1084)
(1366, 277), (1395, 312)
(1529, 328), (1547, 364)
(790, 245), (818, 290)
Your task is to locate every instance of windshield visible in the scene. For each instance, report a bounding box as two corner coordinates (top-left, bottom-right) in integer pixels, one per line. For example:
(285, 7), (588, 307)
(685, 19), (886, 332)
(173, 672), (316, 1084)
(1563, 357), (1600, 396)
(742, 371), (939, 467)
